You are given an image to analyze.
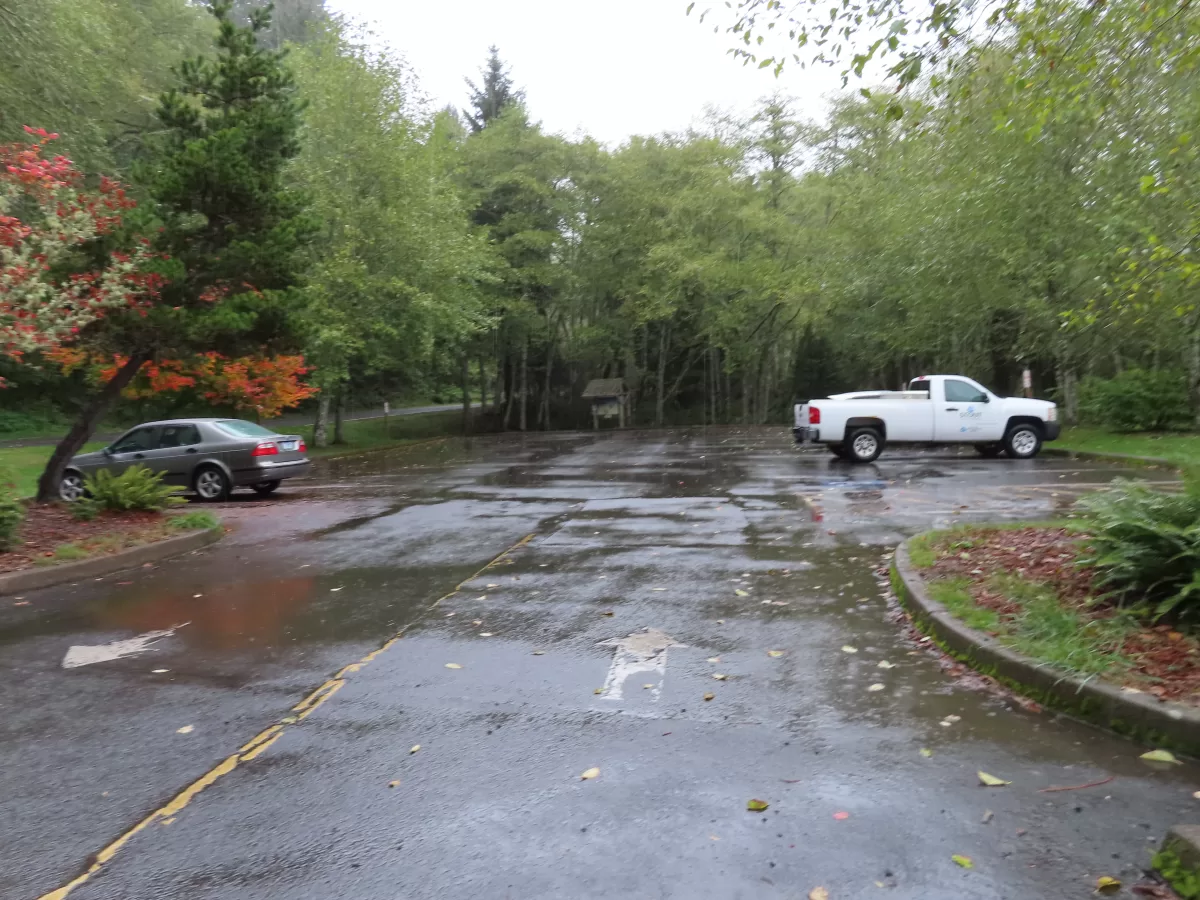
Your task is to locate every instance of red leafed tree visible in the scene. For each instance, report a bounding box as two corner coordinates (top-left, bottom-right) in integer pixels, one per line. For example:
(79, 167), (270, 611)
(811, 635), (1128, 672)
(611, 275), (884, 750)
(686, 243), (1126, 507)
(0, 128), (162, 374)
(51, 349), (317, 419)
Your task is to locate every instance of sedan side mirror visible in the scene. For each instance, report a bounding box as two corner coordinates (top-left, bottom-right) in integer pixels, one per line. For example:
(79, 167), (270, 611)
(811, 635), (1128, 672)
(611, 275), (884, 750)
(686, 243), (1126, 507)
(102, 447), (113, 457)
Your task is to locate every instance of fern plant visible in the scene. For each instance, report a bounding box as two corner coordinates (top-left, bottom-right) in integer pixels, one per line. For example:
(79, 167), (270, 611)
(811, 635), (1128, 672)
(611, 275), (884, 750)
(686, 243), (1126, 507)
(0, 471), (24, 552)
(1074, 479), (1200, 621)
(72, 465), (185, 521)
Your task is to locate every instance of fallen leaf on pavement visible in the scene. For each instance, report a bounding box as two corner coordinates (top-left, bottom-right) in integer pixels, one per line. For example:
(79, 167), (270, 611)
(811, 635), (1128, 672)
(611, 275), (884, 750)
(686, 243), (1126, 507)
(176, 725), (194, 734)
(1140, 749), (1182, 764)
(1194, 791), (1200, 799)
(330, 587), (343, 592)
(981, 809), (994, 824)
(479, 632), (493, 637)
(14, 600), (29, 606)
(747, 799), (769, 812)
(1132, 882), (1180, 897)
(1095, 876), (1121, 894)
(602, 611), (614, 617)
(410, 745), (420, 754)
(920, 748), (933, 758)
(593, 688), (605, 694)
(833, 811), (850, 820)
(867, 683), (885, 692)
(445, 663), (462, 669)
(952, 854), (973, 869)
(978, 771), (1010, 787)
(712, 673), (728, 680)
(388, 780), (401, 788)
(809, 889), (829, 900)
(735, 589), (750, 597)
(768, 650), (784, 658)
(643, 683), (654, 689)
(708, 656), (721, 663)
(716, 619), (725, 624)
(842, 645), (858, 653)
(486, 583), (499, 588)
(532, 650), (545, 655)
(703, 692), (715, 701)
(877, 661), (896, 669)
(580, 767), (600, 780)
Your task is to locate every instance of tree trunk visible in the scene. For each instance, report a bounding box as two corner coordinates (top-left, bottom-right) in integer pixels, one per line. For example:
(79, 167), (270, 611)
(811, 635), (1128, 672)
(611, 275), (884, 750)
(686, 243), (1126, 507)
(461, 354), (472, 435)
(541, 341), (554, 430)
(313, 393), (330, 448)
(519, 340), (528, 432)
(1190, 326), (1200, 429)
(503, 353), (515, 429)
(36, 352), (149, 502)
(333, 391), (346, 444)
(655, 323), (669, 427)
(494, 354), (505, 413)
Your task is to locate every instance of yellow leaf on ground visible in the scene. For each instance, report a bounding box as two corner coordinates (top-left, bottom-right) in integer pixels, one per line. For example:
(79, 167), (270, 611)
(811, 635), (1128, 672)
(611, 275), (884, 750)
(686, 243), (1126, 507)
(952, 854), (973, 869)
(747, 799), (769, 812)
(445, 663), (462, 669)
(920, 748), (933, 758)
(593, 688), (605, 694)
(1140, 749), (1182, 764)
(978, 771), (1011, 787)
(1095, 876), (1121, 894)
(601, 611), (614, 617)
(703, 692), (715, 701)
(867, 683), (885, 692)
(877, 661), (896, 669)
(388, 780), (400, 788)
(707, 656), (721, 663)
(176, 725), (194, 735)
(768, 650), (784, 658)
(712, 673), (728, 681)
(643, 683), (654, 689)
(410, 745), (420, 754)
(842, 645), (858, 653)
(580, 767), (600, 780)
(809, 888), (829, 900)
(735, 589), (750, 597)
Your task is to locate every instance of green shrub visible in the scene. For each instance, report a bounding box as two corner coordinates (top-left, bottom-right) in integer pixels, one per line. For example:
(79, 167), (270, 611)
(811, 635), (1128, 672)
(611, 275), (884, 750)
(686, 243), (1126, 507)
(1074, 479), (1200, 621)
(72, 465), (185, 520)
(0, 471), (24, 552)
(1079, 368), (1191, 432)
(168, 511), (220, 531)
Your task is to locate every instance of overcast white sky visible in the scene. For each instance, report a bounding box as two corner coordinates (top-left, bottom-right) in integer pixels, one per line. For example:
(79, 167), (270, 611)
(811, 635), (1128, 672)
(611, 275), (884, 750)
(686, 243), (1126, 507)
(325, 0), (851, 145)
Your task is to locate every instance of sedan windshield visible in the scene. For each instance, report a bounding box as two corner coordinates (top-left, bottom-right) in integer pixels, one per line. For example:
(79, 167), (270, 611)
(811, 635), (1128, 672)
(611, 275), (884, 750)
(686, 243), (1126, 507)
(215, 420), (278, 438)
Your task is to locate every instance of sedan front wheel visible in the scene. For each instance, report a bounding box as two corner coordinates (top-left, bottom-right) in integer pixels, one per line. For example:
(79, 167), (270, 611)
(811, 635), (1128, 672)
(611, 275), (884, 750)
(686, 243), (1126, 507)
(60, 471), (86, 503)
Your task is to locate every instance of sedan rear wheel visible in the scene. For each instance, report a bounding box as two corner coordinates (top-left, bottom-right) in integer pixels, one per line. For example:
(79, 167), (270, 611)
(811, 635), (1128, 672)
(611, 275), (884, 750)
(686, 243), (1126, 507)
(60, 471), (86, 503)
(194, 466), (231, 502)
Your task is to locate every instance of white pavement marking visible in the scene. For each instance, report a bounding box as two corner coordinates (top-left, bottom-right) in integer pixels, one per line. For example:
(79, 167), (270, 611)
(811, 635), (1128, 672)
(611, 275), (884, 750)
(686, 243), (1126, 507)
(62, 623), (189, 669)
(596, 628), (684, 702)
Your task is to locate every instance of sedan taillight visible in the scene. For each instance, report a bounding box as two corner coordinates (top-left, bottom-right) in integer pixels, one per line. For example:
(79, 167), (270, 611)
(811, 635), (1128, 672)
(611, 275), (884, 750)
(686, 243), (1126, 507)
(252, 442), (279, 457)
(298, 440), (307, 453)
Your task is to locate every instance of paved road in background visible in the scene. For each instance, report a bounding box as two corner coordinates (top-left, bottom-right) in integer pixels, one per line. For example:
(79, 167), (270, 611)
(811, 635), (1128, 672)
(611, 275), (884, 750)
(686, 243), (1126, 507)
(0, 402), (473, 449)
(1, 430), (1194, 900)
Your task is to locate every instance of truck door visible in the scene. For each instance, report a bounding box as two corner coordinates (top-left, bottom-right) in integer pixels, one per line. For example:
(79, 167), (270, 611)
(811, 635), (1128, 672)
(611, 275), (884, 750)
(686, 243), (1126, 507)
(935, 378), (1002, 442)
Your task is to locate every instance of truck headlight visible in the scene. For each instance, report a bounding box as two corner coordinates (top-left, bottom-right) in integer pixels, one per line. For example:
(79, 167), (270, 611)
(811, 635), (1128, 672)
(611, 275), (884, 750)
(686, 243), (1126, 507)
(1047, 406), (1057, 422)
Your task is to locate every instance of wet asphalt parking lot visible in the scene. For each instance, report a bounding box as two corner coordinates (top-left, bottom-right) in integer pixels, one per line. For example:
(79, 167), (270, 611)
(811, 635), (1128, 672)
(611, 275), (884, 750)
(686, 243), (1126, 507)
(2, 428), (1197, 900)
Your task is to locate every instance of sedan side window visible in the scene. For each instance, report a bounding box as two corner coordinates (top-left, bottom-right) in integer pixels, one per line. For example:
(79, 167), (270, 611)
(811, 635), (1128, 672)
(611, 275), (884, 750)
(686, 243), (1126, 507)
(944, 380), (988, 403)
(110, 427), (160, 454)
(158, 424), (200, 448)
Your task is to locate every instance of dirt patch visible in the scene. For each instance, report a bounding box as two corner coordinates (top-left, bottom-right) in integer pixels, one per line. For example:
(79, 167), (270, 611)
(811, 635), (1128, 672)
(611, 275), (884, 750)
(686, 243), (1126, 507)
(925, 526), (1200, 704)
(0, 504), (181, 573)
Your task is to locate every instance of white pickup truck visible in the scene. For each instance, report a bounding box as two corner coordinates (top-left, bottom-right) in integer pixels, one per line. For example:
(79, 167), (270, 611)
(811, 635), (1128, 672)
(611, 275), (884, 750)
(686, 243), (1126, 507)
(793, 374), (1060, 462)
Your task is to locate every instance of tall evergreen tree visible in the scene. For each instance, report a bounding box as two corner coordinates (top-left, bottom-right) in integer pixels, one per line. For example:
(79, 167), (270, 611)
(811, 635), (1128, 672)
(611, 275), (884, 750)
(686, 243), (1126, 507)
(36, 0), (313, 501)
(464, 47), (524, 133)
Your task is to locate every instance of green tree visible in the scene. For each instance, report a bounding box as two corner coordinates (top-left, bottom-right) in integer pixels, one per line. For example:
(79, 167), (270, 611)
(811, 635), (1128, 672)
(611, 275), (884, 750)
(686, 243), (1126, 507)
(36, 0), (313, 501)
(464, 46), (525, 133)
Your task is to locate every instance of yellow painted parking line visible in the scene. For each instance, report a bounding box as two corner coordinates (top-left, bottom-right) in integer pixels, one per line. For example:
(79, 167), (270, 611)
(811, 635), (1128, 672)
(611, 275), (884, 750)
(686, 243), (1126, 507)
(37, 532), (537, 900)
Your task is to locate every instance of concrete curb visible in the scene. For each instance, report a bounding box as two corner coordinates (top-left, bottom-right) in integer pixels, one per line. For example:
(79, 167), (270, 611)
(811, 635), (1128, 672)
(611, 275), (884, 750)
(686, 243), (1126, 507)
(891, 539), (1200, 756)
(0, 525), (223, 597)
(1044, 446), (1181, 471)
(1165, 825), (1200, 871)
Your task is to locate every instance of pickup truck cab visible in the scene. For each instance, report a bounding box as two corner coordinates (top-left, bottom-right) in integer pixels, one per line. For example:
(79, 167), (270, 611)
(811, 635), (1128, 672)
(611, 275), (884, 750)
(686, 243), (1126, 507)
(793, 374), (1060, 462)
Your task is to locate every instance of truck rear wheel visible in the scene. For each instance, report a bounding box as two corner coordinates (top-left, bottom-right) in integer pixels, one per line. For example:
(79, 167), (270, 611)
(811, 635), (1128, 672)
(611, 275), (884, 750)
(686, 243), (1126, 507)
(845, 427), (883, 463)
(1004, 424), (1042, 459)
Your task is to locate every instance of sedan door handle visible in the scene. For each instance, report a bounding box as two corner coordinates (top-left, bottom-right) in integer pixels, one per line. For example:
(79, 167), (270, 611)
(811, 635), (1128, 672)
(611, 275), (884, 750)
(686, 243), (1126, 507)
(186, 448), (198, 454)
(133, 453), (145, 459)
(944, 407), (959, 412)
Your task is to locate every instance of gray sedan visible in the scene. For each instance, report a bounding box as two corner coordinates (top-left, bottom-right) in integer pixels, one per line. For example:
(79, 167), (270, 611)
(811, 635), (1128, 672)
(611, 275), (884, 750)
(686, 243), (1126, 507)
(61, 418), (312, 502)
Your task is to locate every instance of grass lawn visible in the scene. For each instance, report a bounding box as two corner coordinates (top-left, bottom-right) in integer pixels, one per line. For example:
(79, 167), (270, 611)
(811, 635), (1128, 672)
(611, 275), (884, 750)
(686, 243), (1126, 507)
(1058, 426), (1200, 467)
(0, 411), (469, 497)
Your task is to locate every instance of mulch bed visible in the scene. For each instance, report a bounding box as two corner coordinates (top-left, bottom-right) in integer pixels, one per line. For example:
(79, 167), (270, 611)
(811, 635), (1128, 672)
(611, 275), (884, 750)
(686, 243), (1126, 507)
(927, 526), (1200, 704)
(0, 504), (174, 574)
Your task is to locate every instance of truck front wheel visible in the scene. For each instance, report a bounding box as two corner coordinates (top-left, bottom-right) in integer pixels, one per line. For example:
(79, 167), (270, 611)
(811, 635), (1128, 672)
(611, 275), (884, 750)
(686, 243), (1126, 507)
(845, 427), (884, 463)
(1004, 424), (1042, 459)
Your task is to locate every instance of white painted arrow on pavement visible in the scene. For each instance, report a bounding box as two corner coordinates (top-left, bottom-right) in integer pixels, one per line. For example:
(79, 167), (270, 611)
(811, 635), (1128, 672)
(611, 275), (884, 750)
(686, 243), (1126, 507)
(596, 628), (685, 701)
(62, 623), (189, 669)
